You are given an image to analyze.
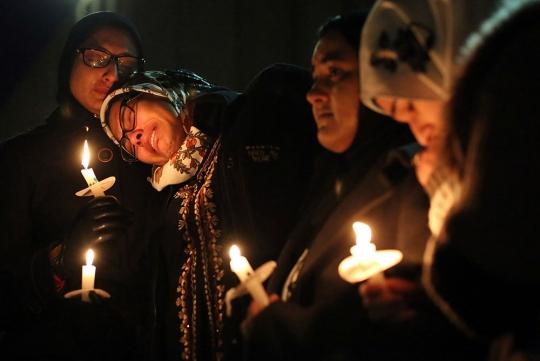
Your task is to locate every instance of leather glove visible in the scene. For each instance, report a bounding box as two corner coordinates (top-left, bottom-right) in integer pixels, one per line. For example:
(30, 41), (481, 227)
(58, 196), (133, 285)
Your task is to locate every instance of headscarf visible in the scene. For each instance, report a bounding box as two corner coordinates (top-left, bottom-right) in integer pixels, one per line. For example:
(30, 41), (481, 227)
(360, 0), (498, 113)
(100, 69), (215, 190)
(56, 11), (144, 106)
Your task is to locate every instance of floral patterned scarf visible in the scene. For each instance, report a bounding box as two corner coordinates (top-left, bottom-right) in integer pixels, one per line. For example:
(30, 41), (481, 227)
(150, 126), (211, 191)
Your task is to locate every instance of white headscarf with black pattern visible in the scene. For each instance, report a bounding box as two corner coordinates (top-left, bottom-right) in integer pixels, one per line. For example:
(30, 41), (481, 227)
(360, 0), (498, 113)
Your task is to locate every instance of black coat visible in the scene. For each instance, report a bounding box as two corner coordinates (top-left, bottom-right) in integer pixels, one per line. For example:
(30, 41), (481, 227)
(244, 115), (484, 360)
(151, 64), (321, 361)
(0, 103), (163, 360)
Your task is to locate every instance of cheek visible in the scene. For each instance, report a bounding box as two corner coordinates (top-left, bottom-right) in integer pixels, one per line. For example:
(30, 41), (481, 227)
(70, 63), (90, 96)
(331, 82), (359, 119)
(136, 149), (163, 166)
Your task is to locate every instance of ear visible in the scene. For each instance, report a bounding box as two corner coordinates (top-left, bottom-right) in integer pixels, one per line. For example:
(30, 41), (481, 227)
(181, 99), (196, 133)
(178, 108), (192, 134)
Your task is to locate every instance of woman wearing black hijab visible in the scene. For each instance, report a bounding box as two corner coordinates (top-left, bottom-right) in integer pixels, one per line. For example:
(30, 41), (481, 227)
(0, 12), (160, 360)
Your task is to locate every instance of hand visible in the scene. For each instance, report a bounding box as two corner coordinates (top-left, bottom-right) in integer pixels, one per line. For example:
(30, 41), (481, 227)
(241, 293), (280, 335)
(413, 147), (438, 188)
(58, 196), (132, 283)
(359, 277), (420, 322)
(247, 293), (280, 319)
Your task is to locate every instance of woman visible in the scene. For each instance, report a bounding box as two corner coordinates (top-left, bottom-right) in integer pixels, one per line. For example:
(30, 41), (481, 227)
(426, 2), (540, 358)
(0, 11), (159, 360)
(360, 0), (537, 359)
(242, 13), (434, 361)
(100, 65), (319, 360)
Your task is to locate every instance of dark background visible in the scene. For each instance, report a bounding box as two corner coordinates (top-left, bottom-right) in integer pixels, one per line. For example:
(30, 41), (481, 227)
(0, 0), (374, 141)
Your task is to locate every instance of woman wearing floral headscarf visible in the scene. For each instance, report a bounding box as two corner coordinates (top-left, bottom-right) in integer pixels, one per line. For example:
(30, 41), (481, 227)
(100, 65), (319, 360)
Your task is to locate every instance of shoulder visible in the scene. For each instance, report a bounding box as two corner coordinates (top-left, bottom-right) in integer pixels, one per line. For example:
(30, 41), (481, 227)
(245, 63), (312, 97)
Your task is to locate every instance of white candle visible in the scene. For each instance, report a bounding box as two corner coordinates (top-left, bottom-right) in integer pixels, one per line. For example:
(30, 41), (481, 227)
(229, 245), (269, 306)
(81, 249), (96, 302)
(81, 140), (105, 197)
(351, 222), (385, 284)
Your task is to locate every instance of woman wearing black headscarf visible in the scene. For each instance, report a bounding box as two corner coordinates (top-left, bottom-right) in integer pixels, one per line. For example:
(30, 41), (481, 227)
(243, 13), (432, 361)
(0, 12), (160, 360)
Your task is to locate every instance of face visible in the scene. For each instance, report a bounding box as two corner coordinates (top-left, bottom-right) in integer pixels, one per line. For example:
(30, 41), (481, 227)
(374, 97), (444, 149)
(306, 31), (359, 153)
(107, 95), (188, 165)
(374, 96), (445, 185)
(70, 26), (138, 115)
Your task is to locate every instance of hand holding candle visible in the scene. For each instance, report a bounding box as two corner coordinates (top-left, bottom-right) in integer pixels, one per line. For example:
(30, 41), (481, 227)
(338, 221), (403, 284)
(229, 245), (269, 307)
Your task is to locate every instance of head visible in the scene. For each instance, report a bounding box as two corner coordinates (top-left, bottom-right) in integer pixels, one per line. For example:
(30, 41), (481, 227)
(100, 70), (213, 165)
(360, 0), (497, 154)
(57, 12), (145, 115)
(448, 1), (540, 179)
(440, 1), (540, 282)
(306, 12), (368, 153)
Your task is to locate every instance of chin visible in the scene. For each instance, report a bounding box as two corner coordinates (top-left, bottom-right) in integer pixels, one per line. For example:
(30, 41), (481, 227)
(318, 135), (342, 154)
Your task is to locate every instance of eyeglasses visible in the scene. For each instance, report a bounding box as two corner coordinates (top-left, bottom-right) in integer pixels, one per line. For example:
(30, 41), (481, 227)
(77, 47), (144, 77)
(117, 93), (143, 162)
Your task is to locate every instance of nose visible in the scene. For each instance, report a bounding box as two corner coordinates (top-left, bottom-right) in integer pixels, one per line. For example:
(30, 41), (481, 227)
(126, 129), (143, 146)
(103, 60), (120, 84)
(306, 80), (329, 105)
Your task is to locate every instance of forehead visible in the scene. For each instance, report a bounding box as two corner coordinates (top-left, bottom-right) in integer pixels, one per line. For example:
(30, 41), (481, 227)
(81, 26), (138, 55)
(311, 31), (357, 65)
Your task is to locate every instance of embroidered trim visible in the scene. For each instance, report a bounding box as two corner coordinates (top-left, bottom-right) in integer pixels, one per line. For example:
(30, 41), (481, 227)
(175, 137), (225, 361)
(151, 127), (211, 191)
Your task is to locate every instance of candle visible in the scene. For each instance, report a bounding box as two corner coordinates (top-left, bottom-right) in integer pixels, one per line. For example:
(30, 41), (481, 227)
(351, 222), (384, 284)
(338, 221), (403, 284)
(81, 140), (105, 197)
(81, 249), (96, 302)
(229, 245), (269, 306)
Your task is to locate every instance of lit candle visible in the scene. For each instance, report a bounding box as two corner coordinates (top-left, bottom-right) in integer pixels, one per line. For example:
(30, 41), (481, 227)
(81, 140), (105, 197)
(338, 222), (403, 284)
(229, 245), (269, 307)
(81, 249), (96, 302)
(351, 222), (385, 284)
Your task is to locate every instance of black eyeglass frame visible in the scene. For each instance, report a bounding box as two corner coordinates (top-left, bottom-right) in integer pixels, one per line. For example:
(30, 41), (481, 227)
(114, 93), (144, 162)
(76, 47), (145, 77)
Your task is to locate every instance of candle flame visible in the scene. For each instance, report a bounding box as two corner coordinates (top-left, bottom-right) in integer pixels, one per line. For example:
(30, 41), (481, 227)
(82, 140), (90, 169)
(353, 221), (372, 246)
(229, 245), (241, 260)
(86, 249), (94, 266)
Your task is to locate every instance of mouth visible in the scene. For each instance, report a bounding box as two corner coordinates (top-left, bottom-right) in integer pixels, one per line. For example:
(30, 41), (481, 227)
(150, 129), (157, 152)
(94, 86), (110, 95)
(314, 111), (334, 129)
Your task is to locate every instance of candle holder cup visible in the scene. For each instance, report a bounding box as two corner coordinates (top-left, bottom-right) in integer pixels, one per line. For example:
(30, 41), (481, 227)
(225, 260), (276, 316)
(75, 176), (116, 197)
(338, 249), (403, 284)
(64, 288), (111, 303)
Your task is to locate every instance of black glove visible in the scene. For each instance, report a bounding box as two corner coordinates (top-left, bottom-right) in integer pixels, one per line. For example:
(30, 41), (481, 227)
(59, 196), (133, 285)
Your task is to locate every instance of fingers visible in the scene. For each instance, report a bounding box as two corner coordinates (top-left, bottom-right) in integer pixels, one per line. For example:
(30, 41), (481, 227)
(383, 278), (418, 294)
(88, 290), (106, 305)
(359, 277), (420, 322)
(84, 197), (132, 223)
